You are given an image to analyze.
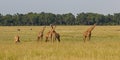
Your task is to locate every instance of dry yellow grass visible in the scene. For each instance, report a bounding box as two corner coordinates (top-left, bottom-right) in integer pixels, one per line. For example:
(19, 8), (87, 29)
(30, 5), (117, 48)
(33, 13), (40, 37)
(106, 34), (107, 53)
(0, 26), (120, 60)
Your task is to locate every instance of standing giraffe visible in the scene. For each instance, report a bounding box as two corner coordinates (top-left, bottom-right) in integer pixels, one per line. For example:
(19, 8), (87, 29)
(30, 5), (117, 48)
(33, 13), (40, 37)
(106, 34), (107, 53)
(37, 26), (46, 41)
(83, 23), (96, 42)
(51, 30), (60, 42)
(14, 35), (20, 43)
(45, 24), (55, 42)
(45, 24), (60, 42)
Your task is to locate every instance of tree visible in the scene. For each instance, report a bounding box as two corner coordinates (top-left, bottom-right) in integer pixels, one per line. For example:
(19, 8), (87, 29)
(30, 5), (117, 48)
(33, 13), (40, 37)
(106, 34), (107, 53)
(62, 13), (75, 25)
(0, 12), (120, 26)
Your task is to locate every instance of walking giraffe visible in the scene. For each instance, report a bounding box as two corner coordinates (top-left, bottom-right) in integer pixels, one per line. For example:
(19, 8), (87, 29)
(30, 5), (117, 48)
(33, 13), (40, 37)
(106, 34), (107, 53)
(83, 23), (96, 42)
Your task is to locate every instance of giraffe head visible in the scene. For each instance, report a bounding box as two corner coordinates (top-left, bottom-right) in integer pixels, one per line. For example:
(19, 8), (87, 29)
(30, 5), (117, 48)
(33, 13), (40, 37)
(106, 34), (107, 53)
(50, 24), (56, 33)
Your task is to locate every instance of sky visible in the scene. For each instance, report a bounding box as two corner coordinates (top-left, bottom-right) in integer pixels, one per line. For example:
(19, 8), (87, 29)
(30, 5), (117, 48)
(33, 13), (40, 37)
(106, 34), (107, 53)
(0, 0), (120, 15)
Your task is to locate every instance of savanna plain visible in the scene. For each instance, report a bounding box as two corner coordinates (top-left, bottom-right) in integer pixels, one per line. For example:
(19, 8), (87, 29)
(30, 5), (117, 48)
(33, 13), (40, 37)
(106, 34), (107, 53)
(0, 26), (120, 60)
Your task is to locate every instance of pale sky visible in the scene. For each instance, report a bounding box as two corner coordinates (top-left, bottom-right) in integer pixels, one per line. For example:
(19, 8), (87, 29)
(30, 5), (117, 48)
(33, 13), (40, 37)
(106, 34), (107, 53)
(0, 0), (120, 15)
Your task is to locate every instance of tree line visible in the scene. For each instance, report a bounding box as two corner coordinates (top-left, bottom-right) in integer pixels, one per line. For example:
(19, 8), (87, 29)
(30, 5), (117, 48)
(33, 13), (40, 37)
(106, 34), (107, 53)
(0, 12), (120, 26)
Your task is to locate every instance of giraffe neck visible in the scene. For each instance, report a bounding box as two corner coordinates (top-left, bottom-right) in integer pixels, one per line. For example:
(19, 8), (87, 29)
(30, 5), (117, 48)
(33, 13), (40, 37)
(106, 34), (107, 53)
(87, 24), (96, 32)
(41, 28), (45, 33)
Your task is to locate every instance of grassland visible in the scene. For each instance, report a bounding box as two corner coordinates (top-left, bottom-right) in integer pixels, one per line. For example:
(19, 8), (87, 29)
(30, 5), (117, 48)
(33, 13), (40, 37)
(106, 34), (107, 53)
(0, 26), (120, 60)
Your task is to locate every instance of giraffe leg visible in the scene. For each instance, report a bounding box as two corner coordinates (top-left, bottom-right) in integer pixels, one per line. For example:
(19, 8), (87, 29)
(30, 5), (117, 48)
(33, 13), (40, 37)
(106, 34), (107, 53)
(83, 36), (87, 42)
(37, 37), (40, 41)
(88, 33), (91, 41)
(50, 34), (52, 42)
(52, 36), (55, 42)
(18, 40), (20, 42)
(57, 36), (60, 42)
(53, 37), (55, 42)
(41, 36), (43, 41)
(45, 37), (48, 42)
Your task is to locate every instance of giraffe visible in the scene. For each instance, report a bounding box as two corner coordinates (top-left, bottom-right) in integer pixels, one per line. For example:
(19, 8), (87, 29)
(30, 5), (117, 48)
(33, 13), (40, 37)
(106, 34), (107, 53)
(51, 30), (60, 42)
(83, 23), (96, 42)
(45, 24), (55, 42)
(45, 24), (60, 42)
(37, 26), (46, 41)
(14, 35), (20, 43)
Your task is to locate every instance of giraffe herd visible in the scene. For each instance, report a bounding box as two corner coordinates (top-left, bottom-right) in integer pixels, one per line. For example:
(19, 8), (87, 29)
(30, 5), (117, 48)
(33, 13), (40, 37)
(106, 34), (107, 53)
(14, 23), (96, 43)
